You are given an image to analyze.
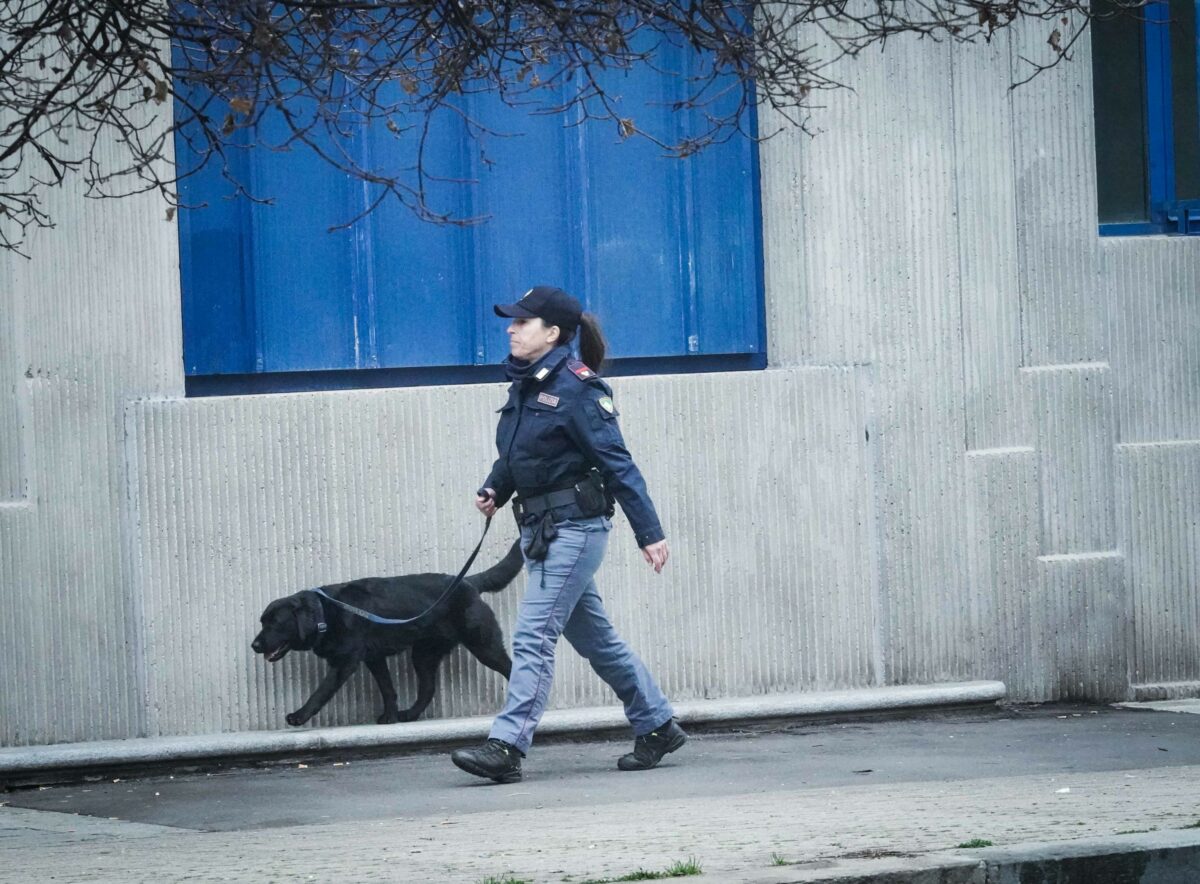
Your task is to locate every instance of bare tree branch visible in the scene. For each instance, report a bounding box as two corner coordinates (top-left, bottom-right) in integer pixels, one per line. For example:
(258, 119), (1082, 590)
(0, 0), (1140, 251)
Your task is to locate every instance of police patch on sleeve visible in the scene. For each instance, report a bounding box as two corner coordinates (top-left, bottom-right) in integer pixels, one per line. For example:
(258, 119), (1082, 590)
(597, 396), (615, 414)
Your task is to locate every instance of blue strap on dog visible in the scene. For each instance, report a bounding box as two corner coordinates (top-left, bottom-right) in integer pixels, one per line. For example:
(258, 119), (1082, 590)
(310, 517), (492, 627)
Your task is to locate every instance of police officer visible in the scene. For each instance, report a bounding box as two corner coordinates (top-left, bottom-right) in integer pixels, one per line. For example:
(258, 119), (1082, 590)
(450, 286), (687, 783)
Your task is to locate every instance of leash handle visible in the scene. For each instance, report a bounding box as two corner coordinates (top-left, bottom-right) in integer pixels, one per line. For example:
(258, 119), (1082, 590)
(313, 516), (493, 627)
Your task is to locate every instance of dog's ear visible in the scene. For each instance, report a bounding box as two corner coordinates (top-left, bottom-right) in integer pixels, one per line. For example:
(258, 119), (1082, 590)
(293, 591), (323, 644)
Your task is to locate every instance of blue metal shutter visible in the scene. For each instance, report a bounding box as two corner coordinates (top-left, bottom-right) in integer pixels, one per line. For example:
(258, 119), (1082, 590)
(177, 58), (763, 376)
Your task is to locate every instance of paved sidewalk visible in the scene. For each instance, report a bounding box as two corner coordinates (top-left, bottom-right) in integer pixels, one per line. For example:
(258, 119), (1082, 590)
(4, 704), (1200, 882)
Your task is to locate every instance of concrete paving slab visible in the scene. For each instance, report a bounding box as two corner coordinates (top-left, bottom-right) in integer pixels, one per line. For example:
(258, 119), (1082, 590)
(742, 831), (1200, 882)
(3, 705), (1200, 883)
(1116, 699), (1200, 715)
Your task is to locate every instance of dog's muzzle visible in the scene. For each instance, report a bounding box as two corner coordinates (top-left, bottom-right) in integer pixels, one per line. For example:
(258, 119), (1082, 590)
(252, 635), (290, 662)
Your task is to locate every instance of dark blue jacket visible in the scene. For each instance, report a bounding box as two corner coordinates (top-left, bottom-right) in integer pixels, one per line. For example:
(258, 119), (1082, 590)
(483, 346), (665, 547)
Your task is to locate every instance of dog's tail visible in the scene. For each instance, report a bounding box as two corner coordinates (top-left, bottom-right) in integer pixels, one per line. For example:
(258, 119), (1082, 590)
(468, 539), (524, 593)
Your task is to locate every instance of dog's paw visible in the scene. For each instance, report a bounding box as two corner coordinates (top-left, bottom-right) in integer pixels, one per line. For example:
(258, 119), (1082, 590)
(376, 711), (400, 725)
(396, 709), (421, 723)
(285, 711), (307, 727)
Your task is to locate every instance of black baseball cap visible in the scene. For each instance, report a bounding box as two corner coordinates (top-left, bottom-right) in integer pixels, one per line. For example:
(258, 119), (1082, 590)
(494, 286), (582, 331)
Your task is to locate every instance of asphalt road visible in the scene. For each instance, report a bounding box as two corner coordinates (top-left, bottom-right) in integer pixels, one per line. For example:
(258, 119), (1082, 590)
(6, 704), (1200, 835)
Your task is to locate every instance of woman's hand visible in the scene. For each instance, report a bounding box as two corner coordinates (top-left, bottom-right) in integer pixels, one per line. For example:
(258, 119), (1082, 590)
(641, 539), (669, 573)
(475, 488), (497, 517)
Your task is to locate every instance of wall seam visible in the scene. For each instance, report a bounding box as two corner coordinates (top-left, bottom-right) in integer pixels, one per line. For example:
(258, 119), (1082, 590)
(120, 399), (151, 739)
(949, 41), (972, 456)
(860, 362), (888, 687)
(3, 256), (32, 503)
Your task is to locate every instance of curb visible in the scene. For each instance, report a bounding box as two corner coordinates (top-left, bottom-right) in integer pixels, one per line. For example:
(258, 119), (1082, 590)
(741, 830), (1200, 883)
(0, 680), (1004, 783)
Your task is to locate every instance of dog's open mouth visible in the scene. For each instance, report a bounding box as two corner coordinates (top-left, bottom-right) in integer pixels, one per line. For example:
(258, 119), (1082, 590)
(266, 643), (290, 663)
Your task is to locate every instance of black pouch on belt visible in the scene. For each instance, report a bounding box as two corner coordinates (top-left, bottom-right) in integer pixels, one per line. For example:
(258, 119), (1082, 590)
(523, 511), (559, 561)
(573, 470), (611, 518)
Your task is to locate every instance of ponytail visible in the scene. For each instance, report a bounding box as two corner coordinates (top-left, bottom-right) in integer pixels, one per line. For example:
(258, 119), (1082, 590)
(577, 312), (607, 374)
(560, 311), (607, 374)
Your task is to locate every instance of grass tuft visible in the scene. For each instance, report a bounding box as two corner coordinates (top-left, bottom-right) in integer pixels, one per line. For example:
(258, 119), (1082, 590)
(770, 851), (789, 866)
(580, 857), (703, 883)
(955, 839), (994, 849)
(479, 877), (530, 884)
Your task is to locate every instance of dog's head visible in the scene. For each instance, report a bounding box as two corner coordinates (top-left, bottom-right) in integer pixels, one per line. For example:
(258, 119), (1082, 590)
(250, 591), (325, 662)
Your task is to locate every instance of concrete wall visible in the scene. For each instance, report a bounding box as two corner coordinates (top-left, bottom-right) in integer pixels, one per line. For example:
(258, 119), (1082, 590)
(2, 21), (1198, 746)
(124, 369), (878, 735)
(0, 134), (183, 745)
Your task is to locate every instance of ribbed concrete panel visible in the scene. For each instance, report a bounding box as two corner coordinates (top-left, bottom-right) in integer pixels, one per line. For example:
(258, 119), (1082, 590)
(872, 340), (975, 688)
(128, 367), (879, 736)
(836, 45), (971, 685)
(130, 385), (525, 735)
(1037, 553), (1128, 701)
(0, 105), (182, 746)
(758, 114), (806, 369)
(0, 130), (34, 741)
(1120, 442), (1200, 687)
(965, 449), (1046, 700)
(0, 506), (32, 742)
(0, 258), (25, 501)
(952, 35), (1029, 451)
(1009, 19), (1104, 366)
(1103, 237), (1200, 444)
(760, 35), (973, 685)
(581, 367), (880, 703)
(764, 36), (963, 366)
(1021, 364), (1116, 555)
(873, 365), (974, 686)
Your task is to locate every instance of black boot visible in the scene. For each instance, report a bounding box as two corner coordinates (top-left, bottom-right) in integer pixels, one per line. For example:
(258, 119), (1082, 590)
(617, 719), (688, 771)
(451, 738), (523, 783)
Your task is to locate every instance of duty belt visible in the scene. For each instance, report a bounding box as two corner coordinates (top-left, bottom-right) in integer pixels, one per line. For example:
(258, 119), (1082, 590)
(513, 474), (609, 561)
(512, 487), (582, 521)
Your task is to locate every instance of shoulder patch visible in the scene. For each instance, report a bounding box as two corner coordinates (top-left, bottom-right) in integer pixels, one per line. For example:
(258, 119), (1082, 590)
(597, 396), (614, 414)
(567, 359), (595, 380)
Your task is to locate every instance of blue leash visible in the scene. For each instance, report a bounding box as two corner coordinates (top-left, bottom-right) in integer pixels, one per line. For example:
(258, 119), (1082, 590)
(310, 517), (492, 628)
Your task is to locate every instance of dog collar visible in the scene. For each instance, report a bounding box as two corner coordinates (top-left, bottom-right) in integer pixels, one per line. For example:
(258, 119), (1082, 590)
(309, 590), (329, 639)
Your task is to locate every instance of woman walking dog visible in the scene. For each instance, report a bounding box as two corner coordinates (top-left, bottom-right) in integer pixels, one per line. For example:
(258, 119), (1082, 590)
(450, 286), (686, 783)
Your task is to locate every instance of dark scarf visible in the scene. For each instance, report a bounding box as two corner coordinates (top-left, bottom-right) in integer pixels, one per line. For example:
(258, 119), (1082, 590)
(504, 345), (570, 384)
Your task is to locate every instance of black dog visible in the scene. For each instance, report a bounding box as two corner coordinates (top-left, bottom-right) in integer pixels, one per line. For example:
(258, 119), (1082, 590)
(251, 540), (523, 727)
